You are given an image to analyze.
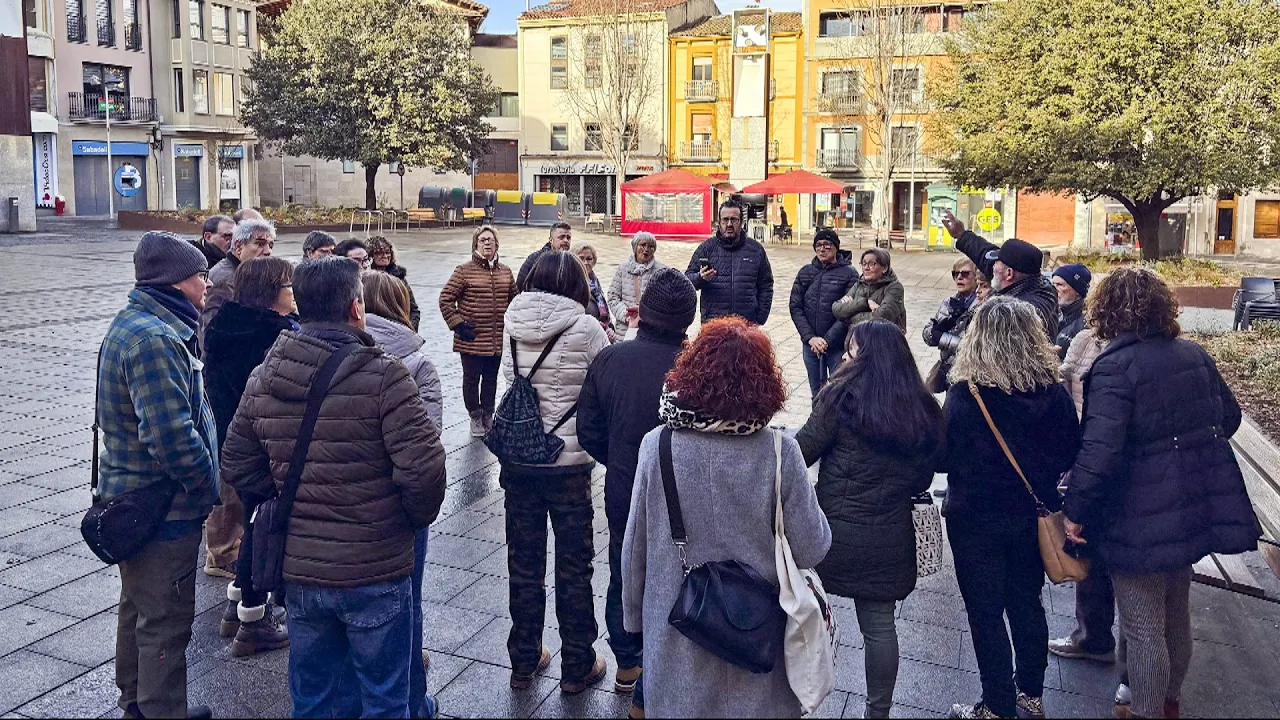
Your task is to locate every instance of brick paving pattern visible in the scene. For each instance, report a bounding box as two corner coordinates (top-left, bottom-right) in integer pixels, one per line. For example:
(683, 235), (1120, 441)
(0, 220), (1278, 717)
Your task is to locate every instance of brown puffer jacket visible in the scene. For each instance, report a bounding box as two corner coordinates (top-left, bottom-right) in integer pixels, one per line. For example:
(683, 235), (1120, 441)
(220, 323), (446, 588)
(439, 254), (517, 356)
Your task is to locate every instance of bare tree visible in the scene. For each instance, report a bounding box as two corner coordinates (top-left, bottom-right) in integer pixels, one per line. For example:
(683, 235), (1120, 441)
(560, 0), (663, 214)
(822, 0), (938, 243)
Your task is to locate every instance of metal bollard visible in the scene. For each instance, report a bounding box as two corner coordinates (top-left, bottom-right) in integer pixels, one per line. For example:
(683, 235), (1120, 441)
(3, 197), (18, 233)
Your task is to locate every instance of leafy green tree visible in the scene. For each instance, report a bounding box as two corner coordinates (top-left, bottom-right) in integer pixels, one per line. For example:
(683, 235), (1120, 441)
(929, 0), (1280, 259)
(242, 0), (499, 210)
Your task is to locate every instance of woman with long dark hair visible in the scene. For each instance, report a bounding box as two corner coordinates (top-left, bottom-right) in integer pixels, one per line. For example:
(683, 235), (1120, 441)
(796, 319), (943, 718)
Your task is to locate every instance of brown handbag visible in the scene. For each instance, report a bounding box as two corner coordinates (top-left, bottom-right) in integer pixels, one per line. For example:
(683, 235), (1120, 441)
(967, 382), (1090, 585)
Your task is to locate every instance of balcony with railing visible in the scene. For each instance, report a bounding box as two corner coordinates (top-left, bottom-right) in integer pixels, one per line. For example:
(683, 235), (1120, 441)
(68, 92), (159, 123)
(816, 148), (860, 170)
(97, 17), (115, 46)
(817, 92), (861, 115)
(679, 140), (722, 163)
(125, 22), (142, 50)
(685, 80), (718, 103)
(67, 14), (86, 42)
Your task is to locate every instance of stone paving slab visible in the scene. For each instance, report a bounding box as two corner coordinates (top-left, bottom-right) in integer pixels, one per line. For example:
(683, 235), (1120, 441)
(0, 220), (1276, 718)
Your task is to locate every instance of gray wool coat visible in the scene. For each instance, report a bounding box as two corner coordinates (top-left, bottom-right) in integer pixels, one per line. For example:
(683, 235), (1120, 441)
(622, 428), (832, 719)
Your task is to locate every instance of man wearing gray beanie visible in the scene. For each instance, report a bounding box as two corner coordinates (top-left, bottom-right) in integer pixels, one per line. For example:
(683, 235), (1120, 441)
(576, 268), (698, 715)
(98, 231), (217, 719)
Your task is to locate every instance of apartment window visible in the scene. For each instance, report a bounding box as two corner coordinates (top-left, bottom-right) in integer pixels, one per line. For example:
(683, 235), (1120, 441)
(23, 0), (36, 29)
(236, 9), (250, 47)
(28, 58), (48, 113)
(818, 11), (870, 38)
(550, 37), (567, 89)
(888, 9), (926, 35)
(171, 0), (180, 36)
(691, 114), (712, 145)
(211, 4), (229, 43)
(890, 67), (921, 103)
(173, 68), (185, 112)
(584, 123), (602, 151)
(190, 0), (204, 40)
(67, 0), (86, 42)
(821, 71), (857, 97)
(622, 123), (639, 151)
(213, 72), (235, 115)
(551, 124), (569, 151)
(193, 69), (209, 113)
(890, 126), (920, 162)
(124, 0), (141, 50)
(498, 93), (519, 117)
(692, 56), (712, 82)
(95, 0), (114, 46)
(821, 128), (857, 151)
(584, 34), (602, 89)
(342, 160), (356, 174)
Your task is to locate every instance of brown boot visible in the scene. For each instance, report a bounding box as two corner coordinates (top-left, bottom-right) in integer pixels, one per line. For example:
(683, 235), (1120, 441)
(230, 603), (289, 657)
(219, 599), (240, 638)
(469, 411), (486, 438)
(510, 646), (551, 689)
(560, 654), (607, 695)
(614, 665), (642, 694)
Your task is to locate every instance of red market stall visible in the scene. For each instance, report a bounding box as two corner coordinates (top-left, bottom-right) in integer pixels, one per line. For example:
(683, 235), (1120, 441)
(620, 169), (714, 239)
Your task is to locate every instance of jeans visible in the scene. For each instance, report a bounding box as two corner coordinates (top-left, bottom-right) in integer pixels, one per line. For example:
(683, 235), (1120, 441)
(855, 598), (899, 718)
(233, 496), (267, 609)
(502, 469), (598, 680)
(286, 577), (414, 719)
(410, 529), (430, 718)
(116, 529), (201, 718)
(948, 513), (1048, 718)
(1112, 567), (1193, 719)
(801, 342), (844, 399)
(1069, 558), (1116, 655)
(605, 483), (643, 671)
(460, 353), (501, 416)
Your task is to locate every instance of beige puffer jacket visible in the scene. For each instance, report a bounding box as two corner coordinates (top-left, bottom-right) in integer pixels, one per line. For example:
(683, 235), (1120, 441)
(501, 291), (609, 472)
(1061, 328), (1107, 416)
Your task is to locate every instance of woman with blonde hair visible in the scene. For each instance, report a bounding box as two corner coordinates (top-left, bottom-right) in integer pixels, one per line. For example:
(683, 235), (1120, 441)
(607, 231), (666, 337)
(939, 296), (1081, 720)
(574, 243), (616, 341)
(922, 258), (982, 393)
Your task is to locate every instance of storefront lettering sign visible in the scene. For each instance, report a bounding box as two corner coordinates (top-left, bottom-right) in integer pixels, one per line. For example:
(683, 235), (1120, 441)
(538, 162), (617, 175)
(33, 133), (58, 208)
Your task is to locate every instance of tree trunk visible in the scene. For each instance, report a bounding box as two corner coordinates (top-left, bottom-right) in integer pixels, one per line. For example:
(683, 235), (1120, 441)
(616, 168), (626, 216)
(874, 174), (892, 246)
(363, 163), (379, 210)
(1134, 203), (1173, 261)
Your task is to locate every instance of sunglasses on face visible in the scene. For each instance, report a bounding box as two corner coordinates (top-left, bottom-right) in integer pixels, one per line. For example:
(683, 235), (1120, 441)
(952, 270), (973, 279)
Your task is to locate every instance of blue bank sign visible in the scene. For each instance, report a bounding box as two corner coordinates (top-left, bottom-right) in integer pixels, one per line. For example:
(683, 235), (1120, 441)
(72, 140), (151, 157)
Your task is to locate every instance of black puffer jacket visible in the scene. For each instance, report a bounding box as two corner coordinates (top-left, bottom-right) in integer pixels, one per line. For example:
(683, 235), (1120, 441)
(797, 394), (936, 601)
(684, 232), (774, 325)
(203, 301), (298, 446)
(1064, 334), (1260, 574)
(789, 251), (856, 346)
(1055, 299), (1085, 359)
(956, 231), (1058, 340)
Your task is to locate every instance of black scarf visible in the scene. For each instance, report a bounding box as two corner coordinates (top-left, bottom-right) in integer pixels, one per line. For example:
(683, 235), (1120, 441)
(138, 285), (199, 330)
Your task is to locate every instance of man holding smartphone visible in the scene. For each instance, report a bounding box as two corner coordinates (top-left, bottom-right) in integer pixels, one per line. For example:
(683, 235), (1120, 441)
(684, 202), (774, 325)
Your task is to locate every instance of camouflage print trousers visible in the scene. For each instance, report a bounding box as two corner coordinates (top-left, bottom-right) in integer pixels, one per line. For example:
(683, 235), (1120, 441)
(502, 469), (598, 681)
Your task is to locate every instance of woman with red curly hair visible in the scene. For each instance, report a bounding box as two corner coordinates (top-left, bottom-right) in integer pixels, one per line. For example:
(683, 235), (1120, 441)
(621, 317), (831, 718)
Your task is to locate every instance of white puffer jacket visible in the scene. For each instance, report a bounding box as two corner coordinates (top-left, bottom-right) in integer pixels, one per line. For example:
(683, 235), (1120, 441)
(365, 313), (443, 433)
(501, 291), (609, 470)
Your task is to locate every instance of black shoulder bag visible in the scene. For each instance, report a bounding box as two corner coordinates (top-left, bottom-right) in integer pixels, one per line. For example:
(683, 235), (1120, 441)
(81, 349), (181, 565)
(251, 342), (358, 593)
(660, 427), (786, 674)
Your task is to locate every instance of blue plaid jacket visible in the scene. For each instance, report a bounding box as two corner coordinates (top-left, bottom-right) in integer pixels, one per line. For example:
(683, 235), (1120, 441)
(97, 288), (219, 523)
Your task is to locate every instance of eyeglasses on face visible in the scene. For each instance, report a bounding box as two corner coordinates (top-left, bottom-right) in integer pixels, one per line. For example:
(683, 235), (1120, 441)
(952, 270), (973, 279)
(372, 251), (391, 258)
(815, 241), (836, 250)
(860, 261), (881, 269)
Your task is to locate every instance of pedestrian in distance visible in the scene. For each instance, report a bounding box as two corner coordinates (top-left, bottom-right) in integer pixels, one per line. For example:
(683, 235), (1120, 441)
(1051, 264), (1091, 359)
(333, 237), (371, 269)
(500, 250), (610, 694)
(362, 269), (444, 719)
(606, 231), (666, 339)
(221, 257), (447, 718)
(233, 207), (263, 223)
(940, 296), (1082, 720)
(1063, 267), (1261, 720)
(832, 247), (907, 351)
(302, 230), (336, 259)
(192, 214), (234, 269)
(198, 217), (275, 353)
(684, 201), (775, 326)
(202, 256), (298, 657)
(438, 225), (518, 437)
(796, 319), (944, 719)
(622, 316), (831, 718)
(577, 268), (699, 713)
(789, 228), (857, 397)
(367, 235), (422, 331)
(100, 231), (217, 719)
(517, 221), (573, 290)
(574, 242), (616, 341)
(922, 258), (982, 393)
(941, 210), (1058, 340)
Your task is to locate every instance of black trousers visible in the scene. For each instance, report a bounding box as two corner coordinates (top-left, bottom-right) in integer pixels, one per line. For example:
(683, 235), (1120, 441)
(1071, 558), (1117, 655)
(948, 512), (1048, 718)
(605, 482), (643, 670)
(502, 469), (598, 681)
(460, 353), (501, 416)
(233, 496), (267, 608)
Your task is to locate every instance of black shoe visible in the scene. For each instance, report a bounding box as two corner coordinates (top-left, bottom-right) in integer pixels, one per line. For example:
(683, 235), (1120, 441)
(188, 705), (213, 719)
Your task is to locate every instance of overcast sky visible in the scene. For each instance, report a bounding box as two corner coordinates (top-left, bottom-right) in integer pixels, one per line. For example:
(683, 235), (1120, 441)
(480, 0), (803, 34)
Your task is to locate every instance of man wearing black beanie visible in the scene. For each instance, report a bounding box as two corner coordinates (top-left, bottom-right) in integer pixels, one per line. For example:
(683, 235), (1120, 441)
(577, 268), (698, 716)
(941, 210), (1059, 339)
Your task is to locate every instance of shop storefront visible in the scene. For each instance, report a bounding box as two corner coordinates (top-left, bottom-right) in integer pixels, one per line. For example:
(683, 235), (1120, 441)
(521, 159), (660, 217)
(218, 145), (244, 212)
(71, 140), (149, 215)
(174, 144), (204, 209)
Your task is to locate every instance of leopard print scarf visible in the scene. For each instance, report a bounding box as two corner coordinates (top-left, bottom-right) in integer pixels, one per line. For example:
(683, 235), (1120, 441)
(658, 388), (767, 436)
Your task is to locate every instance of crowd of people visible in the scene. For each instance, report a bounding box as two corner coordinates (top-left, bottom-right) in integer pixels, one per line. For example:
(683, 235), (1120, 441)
(90, 202), (1260, 720)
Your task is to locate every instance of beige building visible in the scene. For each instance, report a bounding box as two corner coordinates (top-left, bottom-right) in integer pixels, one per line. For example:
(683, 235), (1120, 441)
(517, 0), (718, 217)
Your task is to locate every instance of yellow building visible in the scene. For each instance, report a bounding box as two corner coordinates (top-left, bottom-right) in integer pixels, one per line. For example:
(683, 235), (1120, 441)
(668, 9), (806, 233)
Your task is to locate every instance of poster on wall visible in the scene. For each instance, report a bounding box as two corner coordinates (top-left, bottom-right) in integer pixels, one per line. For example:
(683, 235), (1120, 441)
(220, 160), (241, 200)
(33, 133), (58, 208)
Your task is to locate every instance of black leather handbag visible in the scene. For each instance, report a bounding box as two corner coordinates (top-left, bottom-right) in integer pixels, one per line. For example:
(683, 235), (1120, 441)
(251, 343), (357, 594)
(659, 427), (786, 674)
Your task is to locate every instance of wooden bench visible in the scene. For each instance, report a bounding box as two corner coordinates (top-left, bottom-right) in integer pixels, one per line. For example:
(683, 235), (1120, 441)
(403, 208), (436, 230)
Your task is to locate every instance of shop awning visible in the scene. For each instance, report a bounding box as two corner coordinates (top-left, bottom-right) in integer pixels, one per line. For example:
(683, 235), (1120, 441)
(741, 170), (843, 196)
(620, 168), (715, 193)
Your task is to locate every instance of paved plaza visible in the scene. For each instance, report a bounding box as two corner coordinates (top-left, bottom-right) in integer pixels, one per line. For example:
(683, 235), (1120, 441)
(0, 219), (1279, 718)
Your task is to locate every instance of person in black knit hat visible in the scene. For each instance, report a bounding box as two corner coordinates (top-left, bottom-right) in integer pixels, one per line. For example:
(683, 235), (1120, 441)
(790, 228), (856, 397)
(577, 267), (697, 717)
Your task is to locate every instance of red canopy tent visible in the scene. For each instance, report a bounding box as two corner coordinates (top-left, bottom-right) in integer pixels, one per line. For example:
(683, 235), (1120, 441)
(620, 169), (714, 238)
(741, 169), (843, 196)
